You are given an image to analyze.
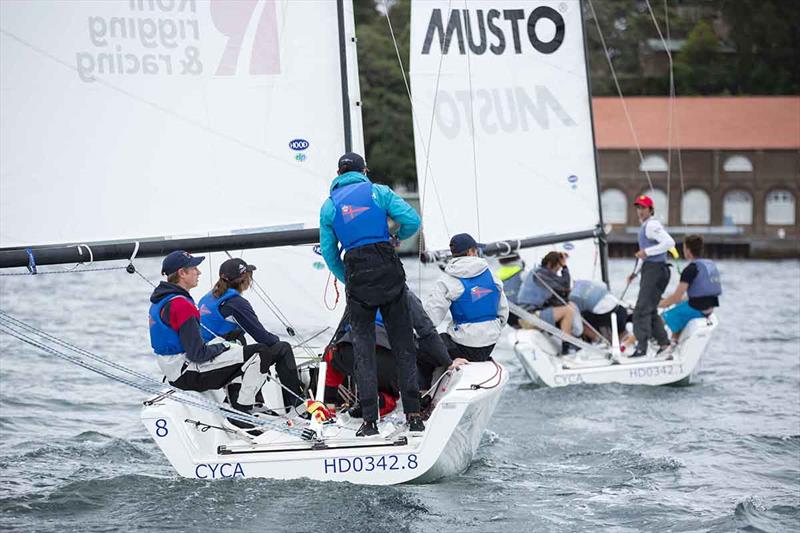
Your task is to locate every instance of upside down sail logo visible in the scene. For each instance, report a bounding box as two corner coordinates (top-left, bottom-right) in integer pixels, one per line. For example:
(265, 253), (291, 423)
(211, 0), (280, 75)
(470, 286), (493, 302)
(341, 205), (370, 222)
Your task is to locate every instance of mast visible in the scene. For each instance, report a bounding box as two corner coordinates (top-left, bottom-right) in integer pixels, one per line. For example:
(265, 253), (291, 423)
(580, 0), (609, 284)
(337, 0), (353, 152)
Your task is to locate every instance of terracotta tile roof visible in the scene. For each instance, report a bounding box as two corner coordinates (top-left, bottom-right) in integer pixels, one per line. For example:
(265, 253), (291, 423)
(592, 96), (800, 150)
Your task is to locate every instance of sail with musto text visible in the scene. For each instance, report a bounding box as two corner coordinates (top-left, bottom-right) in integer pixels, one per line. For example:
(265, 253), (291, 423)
(410, 1), (605, 281)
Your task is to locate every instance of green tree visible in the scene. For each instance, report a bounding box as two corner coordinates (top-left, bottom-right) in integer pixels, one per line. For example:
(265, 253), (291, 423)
(674, 20), (730, 94)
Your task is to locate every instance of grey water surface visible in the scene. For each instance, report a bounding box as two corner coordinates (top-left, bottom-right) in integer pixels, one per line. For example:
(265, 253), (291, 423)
(1, 258), (798, 532)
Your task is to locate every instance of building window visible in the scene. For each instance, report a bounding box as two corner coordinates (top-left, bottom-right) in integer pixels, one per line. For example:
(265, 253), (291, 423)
(640, 154), (668, 172)
(723, 190), (753, 225)
(681, 189), (711, 225)
(643, 188), (669, 224)
(723, 155), (753, 172)
(765, 190), (796, 225)
(601, 189), (627, 224)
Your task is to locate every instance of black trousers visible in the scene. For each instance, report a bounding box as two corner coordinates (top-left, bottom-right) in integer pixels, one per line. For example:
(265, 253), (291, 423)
(582, 305), (630, 336)
(344, 242), (420, 422)
(633, 262), (671, 351)
(440, 333), (495, 362)
(246, 341), (304, 408)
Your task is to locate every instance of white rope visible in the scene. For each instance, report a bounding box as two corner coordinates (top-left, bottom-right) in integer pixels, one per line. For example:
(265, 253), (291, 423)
(61, 244), (94, 272)
(586, 0), (654, 194)
(463, 0), (481, 241)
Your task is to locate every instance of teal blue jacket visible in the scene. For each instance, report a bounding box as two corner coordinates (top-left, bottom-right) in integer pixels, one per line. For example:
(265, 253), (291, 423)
(319, 171), (420, 282)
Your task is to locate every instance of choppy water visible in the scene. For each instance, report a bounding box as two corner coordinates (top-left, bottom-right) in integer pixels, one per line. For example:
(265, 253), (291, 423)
(1, 259), (798, 532)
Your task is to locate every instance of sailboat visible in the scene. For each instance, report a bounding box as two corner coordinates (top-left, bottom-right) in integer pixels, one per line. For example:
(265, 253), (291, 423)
(0, 0), (507, 484)
(406, 0), (717, 387)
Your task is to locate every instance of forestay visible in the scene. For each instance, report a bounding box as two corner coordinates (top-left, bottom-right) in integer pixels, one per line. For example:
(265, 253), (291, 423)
(409, 1), (604, 280)
(0, 0), (364, 335)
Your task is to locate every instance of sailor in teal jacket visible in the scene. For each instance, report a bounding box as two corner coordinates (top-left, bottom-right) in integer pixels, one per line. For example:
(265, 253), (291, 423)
(319, 166), (420, 283)
(318, 152), (423, 438)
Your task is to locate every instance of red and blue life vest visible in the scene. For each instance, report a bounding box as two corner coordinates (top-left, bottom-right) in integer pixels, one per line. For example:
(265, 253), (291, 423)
(148, 295), (192, 355)
(198, 288), (240, 342)
(330, 182), (390, 252)
(450, 270), (501, 325)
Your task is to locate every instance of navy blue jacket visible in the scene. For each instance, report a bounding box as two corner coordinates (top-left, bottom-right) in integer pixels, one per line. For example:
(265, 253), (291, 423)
(219, 294), (280, 347)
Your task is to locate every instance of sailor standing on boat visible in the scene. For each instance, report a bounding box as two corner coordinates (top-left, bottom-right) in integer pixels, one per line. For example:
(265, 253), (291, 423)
(319, 152), (424, 437)
(628, 195), (674, 357)
(424, 233), (509, 362)
(148, 251), (271, 423)
(198, 258), (304, 411)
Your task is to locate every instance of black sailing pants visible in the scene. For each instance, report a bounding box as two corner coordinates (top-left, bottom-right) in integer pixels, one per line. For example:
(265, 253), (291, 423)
(344, 242), (420, 422)
(633, 262), (671, 351)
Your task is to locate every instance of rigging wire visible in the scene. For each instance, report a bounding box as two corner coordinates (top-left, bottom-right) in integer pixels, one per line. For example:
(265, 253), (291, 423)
(586, 0), (655, 193)
(0, 311), (298, 434)
(463, 0), (482, 241)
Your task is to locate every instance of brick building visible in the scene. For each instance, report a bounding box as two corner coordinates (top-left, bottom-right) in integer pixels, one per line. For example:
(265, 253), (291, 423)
(593, 96), (800, 257)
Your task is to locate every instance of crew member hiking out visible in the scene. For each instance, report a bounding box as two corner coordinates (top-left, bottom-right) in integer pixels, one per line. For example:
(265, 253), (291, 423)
(148, 251), (271, 428)
(659, 234), (722, 343)
(424, 233), (509, 363)
(198, 258), (304, 411)
(628, 195), (674, 358)
(319, 152), (423, 437)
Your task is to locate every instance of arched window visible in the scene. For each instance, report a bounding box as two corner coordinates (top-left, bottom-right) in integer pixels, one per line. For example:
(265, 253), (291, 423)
(644, 188), (669, 224)
(640, 154), (668, 172)
(723, 190), (753, 225)
(601, 189), (627, 224)
(723, 155), (753, 172)
(765, 190), (796, 225)
(681, 189), (711, 225)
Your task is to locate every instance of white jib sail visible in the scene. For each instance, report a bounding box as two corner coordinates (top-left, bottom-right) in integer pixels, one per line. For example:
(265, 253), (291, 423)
(409, 1), (603, 280)
(0, 0), (364, 336)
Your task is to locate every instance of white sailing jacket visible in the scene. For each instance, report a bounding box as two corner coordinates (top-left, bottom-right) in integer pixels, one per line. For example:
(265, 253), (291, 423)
(424, 256), (510, 348)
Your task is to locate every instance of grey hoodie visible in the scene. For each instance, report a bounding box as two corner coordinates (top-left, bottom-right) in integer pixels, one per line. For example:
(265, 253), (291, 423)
(423, 256), (509, 348)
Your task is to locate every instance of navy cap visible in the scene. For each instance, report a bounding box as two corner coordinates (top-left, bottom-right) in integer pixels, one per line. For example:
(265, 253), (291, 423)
(161, 250), (204, 276)
(337, 152), (366, 173)
(449, 233), (482, 255)
(219, 258), (256, 282)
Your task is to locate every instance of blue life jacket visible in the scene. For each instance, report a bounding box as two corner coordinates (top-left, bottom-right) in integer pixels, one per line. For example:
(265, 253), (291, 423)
(330, 182), (390, 252)
(198, 288), (241, 342)
(149, 294), (192, 356)
(450, 269), (501, 325)
(517, 267), (552, 310)
(687, 259), (722, 298)
(569, 280), (609, 312)
(638, 219), (667, 263)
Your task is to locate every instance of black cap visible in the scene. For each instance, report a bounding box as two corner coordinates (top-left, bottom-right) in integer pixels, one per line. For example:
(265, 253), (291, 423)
(449, 233), (482, 255)
(162, 250), (204, 276)
(337, 152), (366, 173)
(219, 258), (256, 281)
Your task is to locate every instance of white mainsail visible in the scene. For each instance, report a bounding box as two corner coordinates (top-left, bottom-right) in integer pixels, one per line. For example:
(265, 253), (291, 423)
(0, 0), (364, 334)
(409, 1), (604, 280)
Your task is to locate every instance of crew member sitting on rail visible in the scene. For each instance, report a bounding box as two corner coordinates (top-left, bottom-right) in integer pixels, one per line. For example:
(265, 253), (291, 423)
(424, 233), (509, 362)
(518, 251), (594, 355)
(148, 251), (271, 427)
(569, 279), (632, 343)
(198, 258), (304, 411)
(659, 234), (722, 342)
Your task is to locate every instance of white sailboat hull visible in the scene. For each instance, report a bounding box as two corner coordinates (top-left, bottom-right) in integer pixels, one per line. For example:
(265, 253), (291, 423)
(512, 315), (719, 387)
(141, 361), (507, 484)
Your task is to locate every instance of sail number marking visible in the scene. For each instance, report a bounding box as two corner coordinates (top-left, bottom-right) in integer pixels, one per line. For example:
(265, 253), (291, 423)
(323, 454), (418, 475)
(155, 419), (168, 437)
(628, 365), (683, 379)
